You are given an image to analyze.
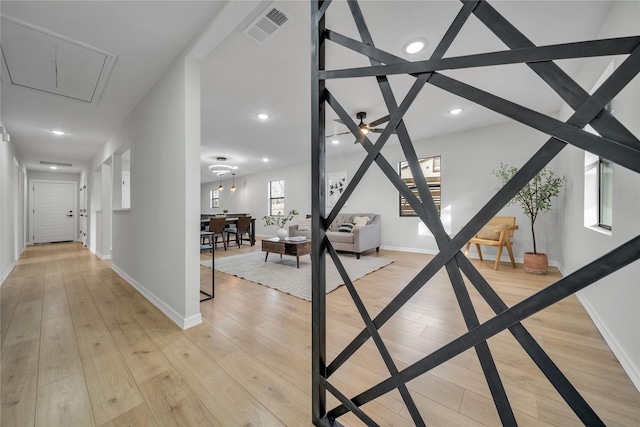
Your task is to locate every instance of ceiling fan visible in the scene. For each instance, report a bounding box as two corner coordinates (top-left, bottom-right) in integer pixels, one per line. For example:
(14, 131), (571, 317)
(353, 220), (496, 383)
(326, 111), (393, 139)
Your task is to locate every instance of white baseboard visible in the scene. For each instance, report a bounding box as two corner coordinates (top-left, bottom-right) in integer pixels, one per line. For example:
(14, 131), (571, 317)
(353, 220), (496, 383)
(380, 249), (639, 389)
(379, 245), (563, 268)
(1, 261), (16, 286)
(577, 291), (640, 393)
(380, 245), (439, 255)
(111, 263), (202, 330)
(540, 261), (639, 393)
(183, 313), (203, 329)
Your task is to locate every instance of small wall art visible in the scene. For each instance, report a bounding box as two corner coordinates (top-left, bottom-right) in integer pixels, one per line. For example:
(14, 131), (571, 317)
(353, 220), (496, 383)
(327, 171), (347, 207)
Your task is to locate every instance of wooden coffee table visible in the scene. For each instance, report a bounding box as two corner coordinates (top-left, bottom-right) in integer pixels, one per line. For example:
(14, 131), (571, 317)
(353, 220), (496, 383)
(262, 238), (311, 268)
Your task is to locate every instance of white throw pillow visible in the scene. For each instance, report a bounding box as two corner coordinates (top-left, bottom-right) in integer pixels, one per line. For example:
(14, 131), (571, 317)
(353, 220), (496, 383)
(297, 218), (311, 231)
(353, 216), (370, 227)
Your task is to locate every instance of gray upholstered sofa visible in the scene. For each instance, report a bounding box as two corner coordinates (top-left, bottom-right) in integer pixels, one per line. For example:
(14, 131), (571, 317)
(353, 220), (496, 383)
(289, 213), (381, 259)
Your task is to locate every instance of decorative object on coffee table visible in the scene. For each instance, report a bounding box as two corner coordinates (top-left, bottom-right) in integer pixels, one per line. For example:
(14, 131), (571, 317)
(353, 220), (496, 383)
(493, 163), (565, 274)
(263, 209), (299, 240)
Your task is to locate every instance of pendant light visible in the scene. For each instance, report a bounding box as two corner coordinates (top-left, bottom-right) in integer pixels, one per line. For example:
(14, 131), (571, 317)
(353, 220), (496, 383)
(230, 173), (237, 192)
(218, 174), (224, 192)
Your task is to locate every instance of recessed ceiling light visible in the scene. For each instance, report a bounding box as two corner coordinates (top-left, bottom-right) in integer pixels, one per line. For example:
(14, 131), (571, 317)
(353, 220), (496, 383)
(50, 166), (58, 170)
(449, 108), (463, 115)
(331, 140), (340, 145)
(404, 39), (426, 55)
(257, 113), (270, 120)
(262, 157), (269, 162)
(51, 130), (65, 136)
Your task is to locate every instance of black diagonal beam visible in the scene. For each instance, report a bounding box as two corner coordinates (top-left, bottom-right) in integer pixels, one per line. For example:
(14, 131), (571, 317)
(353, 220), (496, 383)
(455, 253), (604, 425)
(315, 1), (640, 425)
(327, 243), (425, 426)
(311, 1), (328, 425)
(338, 6), (433, 423)
(329, 234), (640, 418)
(323, 378), (379, 426)
(325, 45), (634, 385)
(320, 37), (640, 80)
(325, 73), (625, 385)
(473, 0), (640, 150)
(345, 1), (517, 424)
(324, 24), (640, 153)
(427, 69), (640, 174)
(324, 74), (428, 228)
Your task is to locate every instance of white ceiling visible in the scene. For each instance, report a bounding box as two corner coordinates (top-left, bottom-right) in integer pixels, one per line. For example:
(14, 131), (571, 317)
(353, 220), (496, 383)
(1, 1), (615, 182)
(1, 0), (225, 173)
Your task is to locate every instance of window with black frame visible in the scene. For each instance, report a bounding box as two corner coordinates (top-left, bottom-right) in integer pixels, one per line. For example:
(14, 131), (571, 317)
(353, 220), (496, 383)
(598, 157), (613, 229)
(269, 179), (285, 216)
(399, 156), (441, 217)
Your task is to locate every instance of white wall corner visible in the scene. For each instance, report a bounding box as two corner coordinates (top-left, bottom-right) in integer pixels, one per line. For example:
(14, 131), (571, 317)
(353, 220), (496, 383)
(183, 313), (203, 330)
(111, 263), (202, 330)
(576, 292), (640, 393)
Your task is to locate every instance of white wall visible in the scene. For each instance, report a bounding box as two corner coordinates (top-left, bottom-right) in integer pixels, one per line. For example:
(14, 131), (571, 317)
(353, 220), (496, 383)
(556, 1), (640, 390)
(1, 128), (26, 283)
(202, 121), (560, 263)
(92, 53), (202, 329)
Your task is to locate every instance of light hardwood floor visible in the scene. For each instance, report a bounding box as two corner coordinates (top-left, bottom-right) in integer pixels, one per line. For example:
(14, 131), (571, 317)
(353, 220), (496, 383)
(1, 241), (638, 426)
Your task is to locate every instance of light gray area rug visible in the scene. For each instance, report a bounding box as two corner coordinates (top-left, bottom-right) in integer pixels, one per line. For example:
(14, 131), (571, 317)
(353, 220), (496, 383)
(200, 251), (393, 301)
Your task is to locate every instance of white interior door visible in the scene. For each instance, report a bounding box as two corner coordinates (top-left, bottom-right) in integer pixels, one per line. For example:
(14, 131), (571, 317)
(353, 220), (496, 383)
(32, 181), (76, 243)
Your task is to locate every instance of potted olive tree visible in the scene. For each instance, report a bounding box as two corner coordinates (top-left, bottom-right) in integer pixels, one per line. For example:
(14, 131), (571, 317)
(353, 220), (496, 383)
(493, 163), (565, 274)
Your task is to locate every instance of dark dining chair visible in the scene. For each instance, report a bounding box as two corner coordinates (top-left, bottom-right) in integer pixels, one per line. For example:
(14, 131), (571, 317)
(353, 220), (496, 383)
(209, 217), (227, 251)
(226, 216), (252, 248)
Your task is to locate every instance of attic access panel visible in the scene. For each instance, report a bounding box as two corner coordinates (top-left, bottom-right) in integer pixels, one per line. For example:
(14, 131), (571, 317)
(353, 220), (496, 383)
(1, 17), (116, 105)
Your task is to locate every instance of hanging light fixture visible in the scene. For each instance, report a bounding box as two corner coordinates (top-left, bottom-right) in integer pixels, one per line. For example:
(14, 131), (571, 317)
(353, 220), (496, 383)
(218, 174), (224, 192)
(230, 173), (237, 192)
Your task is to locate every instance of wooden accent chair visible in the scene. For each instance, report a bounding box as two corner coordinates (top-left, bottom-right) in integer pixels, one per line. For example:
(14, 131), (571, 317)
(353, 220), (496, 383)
(208, 217), (227, 251)
(464, 216), (518, 270)
(226, 216), (253, 248)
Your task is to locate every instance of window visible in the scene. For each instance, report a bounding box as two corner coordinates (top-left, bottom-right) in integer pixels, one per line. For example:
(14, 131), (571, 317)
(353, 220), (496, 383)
(598, 157), (613, 229)
(269, 180), (285, 215)
(210, 189), (220, 208)
(399, 156), (441, 217)
(583, 61), (614, 234)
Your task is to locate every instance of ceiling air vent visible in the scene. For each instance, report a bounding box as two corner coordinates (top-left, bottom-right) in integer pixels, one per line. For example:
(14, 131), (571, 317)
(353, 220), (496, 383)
(40, 160), (73, 167)
(243, 3), (290, 44)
